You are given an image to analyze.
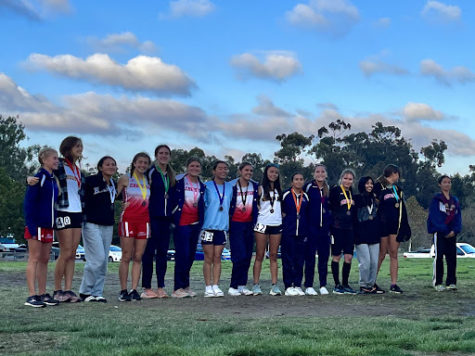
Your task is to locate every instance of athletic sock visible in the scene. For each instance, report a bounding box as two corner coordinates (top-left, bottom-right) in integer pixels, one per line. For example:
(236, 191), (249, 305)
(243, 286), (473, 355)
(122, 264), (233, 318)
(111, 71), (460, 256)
(331, 261), (340, 285)
(342, 262), (351, 286)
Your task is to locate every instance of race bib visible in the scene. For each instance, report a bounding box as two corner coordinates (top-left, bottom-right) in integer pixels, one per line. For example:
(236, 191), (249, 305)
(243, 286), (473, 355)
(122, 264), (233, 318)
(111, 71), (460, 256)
(201, 230), (214, 242)
(254, 223), (266, 234)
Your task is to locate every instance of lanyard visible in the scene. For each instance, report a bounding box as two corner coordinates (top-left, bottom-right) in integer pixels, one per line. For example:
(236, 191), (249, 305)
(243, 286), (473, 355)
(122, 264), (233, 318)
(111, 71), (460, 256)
(238, 180), (248, 206)
(367, 202), (374, 215)
(107, 180), (116, 204)
(155, 163), (169, 194)
(392, 185), (400, 202)
(213, 180), (225, 209)
(186, 175), (199, 205)
(291, 189), (303, 215)
(133, 172), (148, 201)
(65, 159), (81, 188)
(340, 185), (352, 211)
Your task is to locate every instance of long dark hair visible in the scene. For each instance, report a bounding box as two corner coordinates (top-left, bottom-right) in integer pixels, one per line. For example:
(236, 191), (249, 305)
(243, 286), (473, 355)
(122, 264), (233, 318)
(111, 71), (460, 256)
(97, 156), (117, 171)
(130, 152), (151, 176)
(261, 164), (282, 201)
(154, 144), (176, 187)
(377, 164), (400, 187)
(59, 136), (82, 163)
(358, 176), (375, 206)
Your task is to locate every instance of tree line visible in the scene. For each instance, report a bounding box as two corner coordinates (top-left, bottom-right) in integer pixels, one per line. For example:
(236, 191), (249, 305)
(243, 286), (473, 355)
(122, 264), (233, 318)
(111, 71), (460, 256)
(1, 115), (474, 248)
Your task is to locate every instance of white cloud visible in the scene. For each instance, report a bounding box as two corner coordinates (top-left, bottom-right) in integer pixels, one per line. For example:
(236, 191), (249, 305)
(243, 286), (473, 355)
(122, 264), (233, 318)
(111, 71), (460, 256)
(160, 0), (215, 19)
(286, 0), (359, 37)
(0, 0), (71, 20)
(421, 1), (461, 22)
(403, 102), (444, 121)
(252, 95), (291, 117)
(375, 17), (391, 27)
(86, 32), (158, 54)
(25, 53), (195, 95)
(360, 60), (408, 77)
(230, 52), (301, 82)
(420, 59), (475, 85)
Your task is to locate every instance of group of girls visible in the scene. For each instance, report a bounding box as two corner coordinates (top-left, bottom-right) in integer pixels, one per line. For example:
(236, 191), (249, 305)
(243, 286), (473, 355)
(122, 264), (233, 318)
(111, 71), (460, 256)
(23, 137), (462, 307)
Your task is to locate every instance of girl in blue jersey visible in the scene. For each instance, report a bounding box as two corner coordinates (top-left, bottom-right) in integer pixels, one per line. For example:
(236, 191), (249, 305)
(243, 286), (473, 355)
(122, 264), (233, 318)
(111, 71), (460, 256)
(427, 175), (462, 291)
(201, 161), (233, 297)
(281, 173), (310, 296)
(252, 164), (283, 296)
(228, 162), (259, 296)
(24, 148), (60, 307)
(170, 157), (206, 298)
(304, 164), (331, 295)
(142, 144), (176, 299)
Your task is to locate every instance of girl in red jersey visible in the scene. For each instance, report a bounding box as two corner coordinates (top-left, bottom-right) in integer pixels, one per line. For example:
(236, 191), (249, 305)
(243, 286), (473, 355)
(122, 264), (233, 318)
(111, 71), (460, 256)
(117, 153), (152, 302)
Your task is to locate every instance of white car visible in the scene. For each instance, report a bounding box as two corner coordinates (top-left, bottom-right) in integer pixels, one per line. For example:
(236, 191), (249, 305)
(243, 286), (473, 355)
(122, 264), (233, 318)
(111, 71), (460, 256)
(403, 243), (475, 258)
(109, 245), (122, 262)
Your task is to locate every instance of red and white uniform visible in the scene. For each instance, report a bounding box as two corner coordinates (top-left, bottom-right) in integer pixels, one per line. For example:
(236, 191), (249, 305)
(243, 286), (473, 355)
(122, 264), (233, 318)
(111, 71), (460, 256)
(119, 174), (150, 239)
(179, 178), (200, 226)
(232, 184), (254, 223)
(24, 227), (54, 243)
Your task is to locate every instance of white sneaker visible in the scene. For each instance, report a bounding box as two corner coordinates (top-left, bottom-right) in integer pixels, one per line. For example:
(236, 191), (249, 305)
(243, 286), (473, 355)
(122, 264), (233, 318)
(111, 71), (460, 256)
(228, 287), (241, 296)
(294, 287), (306, 296)
(319, 286), (329, 295)
(239, 286), (254, 296)
(285, 287), (299, 296)
(305, 287), (318, 296)
(204, 286), (215, 298)
(213, 285), (224, 297)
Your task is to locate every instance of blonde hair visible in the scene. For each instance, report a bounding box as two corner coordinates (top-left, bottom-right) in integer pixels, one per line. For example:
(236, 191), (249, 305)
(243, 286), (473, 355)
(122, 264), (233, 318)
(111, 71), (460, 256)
(38, 147), (58, 165)
(338, 168), (356, 186)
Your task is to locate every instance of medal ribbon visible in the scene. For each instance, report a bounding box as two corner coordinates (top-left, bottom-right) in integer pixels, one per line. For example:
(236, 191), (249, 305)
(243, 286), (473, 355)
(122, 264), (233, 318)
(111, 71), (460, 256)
(238, 180), (248, 207)
(186, 175), (199, 205)
(65, 159), (81, 188)
(392, 186), (400, 202)
(213, 180), (225, 208)
(107, 180), (116, 204)
(340, 185), (352, 211)
(269, 189), (276, 210)
(133, 172), (148, 201)
(291, 189), (303, 215)
(155, 163), (169, 194)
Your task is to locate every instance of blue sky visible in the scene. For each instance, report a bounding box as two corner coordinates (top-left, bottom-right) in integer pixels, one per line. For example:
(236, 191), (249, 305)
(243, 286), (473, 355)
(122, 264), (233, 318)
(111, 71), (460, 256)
(1, 0), (474, 174)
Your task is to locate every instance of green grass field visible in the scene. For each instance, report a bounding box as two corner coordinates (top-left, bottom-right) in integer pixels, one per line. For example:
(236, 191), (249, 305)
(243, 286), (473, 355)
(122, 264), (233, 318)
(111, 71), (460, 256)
(1, 258), (474, 356)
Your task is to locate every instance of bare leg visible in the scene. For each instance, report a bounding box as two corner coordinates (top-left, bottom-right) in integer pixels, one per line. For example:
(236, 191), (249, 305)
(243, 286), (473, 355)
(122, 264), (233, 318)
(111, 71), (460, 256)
(26, 240), (41, 296)
(119, 237), (134, 290)
(378, 236), (389, 273)
(268, 234), (281, 284)
(388, 234), (399, 285)
(203, 244), (215, 286)
(212, 245), (225, 285)
(253, 232), (267, 284)
(131, 239), (147, 290)
(37, 242), (52, 295)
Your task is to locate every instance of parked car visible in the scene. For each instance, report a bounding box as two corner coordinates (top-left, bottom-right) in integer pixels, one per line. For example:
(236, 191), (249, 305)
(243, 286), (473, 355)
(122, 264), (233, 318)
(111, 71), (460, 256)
(109, 245), (122, 262)
(167, 249), (176, 261)
(0, 237), (20, 251)
(76, 245), (86, 260)
(195, 243), (231, 261)
(403, 243), (475, 258)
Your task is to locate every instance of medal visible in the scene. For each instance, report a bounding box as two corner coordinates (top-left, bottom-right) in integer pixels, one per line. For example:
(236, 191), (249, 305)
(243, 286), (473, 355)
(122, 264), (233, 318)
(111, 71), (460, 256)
(340, 185), (352, 215)
(346, 211), (351, 216)
(213, 180), (225, 212)
(269, 189), (277, 214)
(219, 206), (224, 211)
(291, 189), (303, 221)
(238, 180), (249, 213)
(193, 202), (198, 208)
(322, 208), (326, 214)
(392, 185), (400, 209)
(156, 164), (170, 200)
(142, 201), (146, 207)
(270, 209), (274, 213)
(395, 203), (400, 208)
(133, 172), (148, 206)
(164, 193), (169, 199)
(241, 207), (246, 213)
(297, 214), (300, 220)
(369, 215), (373, 220)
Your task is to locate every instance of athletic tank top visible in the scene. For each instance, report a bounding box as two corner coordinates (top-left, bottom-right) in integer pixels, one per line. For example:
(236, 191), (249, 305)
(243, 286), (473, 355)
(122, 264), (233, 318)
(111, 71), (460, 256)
(57, 165), (82, 213)
(179, 177), (200, 226)
(257, 189), (282, 226)
(121, 174), (150, 221)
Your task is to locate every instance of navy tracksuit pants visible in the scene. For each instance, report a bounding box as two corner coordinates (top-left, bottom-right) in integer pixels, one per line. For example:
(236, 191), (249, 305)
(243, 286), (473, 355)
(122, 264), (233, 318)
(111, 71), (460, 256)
(281, 234), (306, 289)
(433, 232), (457, 286)
(229, 221), (254, 289)
(173, 224), (200, 291)
(142, 217), (171, 289)
(307, 229), (331, 288)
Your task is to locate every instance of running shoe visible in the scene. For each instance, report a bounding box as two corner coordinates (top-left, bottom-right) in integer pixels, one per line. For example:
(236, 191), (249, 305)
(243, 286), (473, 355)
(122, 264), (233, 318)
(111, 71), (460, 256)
(156, 288), (169, 298)
(53, 290), (68, 302)
(359, 287), (373, 294)
(41, 293), (59, 306)
(204, 287), (215, 298)
(342, 285), (357, 295)
(118, 289), (131, 302)
(305, 287), (318, 296)
(373, 284), (386, 294)
(64, 290), (81, 303)
(228, 287), (241, 296)
(141, 289), (158, 299)
(294, 287), (305, 296)
(129, 289), (141, 301)
(184, 287), (197, 297)
(172, 289), (190, 298)
(269, 284), (282, 296)
(95, 296), (107, 303)
(434, 285), (445, 292)
(389, 284), (403, 294)
(25, 295), (46, 308)
(332, 284), (345, 295)
(252, 284), (262, 296)
(285, 287), (299, 296)
(446, 284), (457, 291)
(213, 285), (224, 297)
(319, 286), (329, 295)
(83, 295), (97, 302)
(238, 286), (254, 296)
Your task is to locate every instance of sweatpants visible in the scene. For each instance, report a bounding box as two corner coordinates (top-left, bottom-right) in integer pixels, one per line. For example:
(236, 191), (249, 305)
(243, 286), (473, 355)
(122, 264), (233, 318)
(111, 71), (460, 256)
(229, 221), (254, 289)
(173, 223), (200, 291)
(433, 233), (457, 286)
(308, 229), (331, 288)
(355, 243), (379, 288)
(79, 222), (113, 297)
(281, 234), (306, 289)
(142, 217), (171, 289)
